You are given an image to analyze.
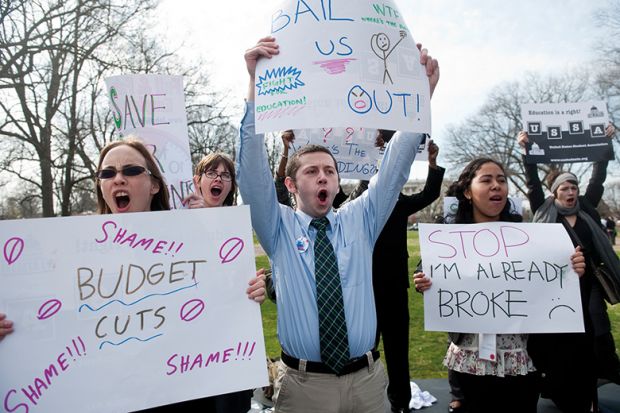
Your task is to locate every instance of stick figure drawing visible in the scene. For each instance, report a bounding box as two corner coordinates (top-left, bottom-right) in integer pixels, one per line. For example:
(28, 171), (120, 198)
(370, 30), (407, 84)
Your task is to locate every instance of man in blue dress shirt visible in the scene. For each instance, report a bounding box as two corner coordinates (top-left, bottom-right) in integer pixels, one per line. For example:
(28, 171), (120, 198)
(237, 36), (439, 413)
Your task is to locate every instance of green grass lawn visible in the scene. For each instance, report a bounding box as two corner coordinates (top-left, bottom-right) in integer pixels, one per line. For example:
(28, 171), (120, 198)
(255, 232), (620, 379)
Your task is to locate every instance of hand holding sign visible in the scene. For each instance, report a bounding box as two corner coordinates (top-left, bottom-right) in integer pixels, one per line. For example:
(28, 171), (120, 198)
(245, 36), (279, 101)
(412, 271), (432, 293)
(0, 313), (13, 340)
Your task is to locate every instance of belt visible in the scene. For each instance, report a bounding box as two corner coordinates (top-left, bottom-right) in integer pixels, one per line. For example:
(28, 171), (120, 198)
(281, 350), (380, 376)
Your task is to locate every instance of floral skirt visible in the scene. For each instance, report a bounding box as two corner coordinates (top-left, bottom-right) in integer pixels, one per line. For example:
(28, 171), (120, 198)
(443, 333), (535, 377)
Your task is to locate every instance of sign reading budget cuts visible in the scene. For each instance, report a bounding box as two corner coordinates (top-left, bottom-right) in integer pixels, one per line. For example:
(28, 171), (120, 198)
(105, 74), (194, 209)
(418, 222), (584, 334)
(521, 100), (613, 164)
(0, 206), (267, 413)
(255, 0), (431, 134)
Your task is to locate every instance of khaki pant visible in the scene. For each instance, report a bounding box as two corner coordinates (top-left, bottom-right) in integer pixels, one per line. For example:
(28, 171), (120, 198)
(274, 354), (389, 413)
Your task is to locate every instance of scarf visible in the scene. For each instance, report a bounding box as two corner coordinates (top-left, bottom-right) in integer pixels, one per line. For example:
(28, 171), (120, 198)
(533, 196), (620, 291)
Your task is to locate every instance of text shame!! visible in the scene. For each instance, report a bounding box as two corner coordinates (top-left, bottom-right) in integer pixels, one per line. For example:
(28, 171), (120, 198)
(3, 338), (87, 413)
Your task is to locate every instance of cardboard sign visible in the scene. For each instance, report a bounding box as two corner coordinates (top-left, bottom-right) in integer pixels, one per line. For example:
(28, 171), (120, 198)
(419, 222), (584, 334)
(0, 206), (267, 412)
(255, 0), (431, 134)
(105, 75), (194, 209)
(521, 101), (613, 163)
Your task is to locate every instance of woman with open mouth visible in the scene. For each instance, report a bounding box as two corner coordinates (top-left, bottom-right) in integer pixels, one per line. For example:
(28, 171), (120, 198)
(95, 142), (265, 412)
(413, 157), (585, 413)
(95, 138), (169, 214)
(518, 126), (620, 413)
(182, 152), (266, 413)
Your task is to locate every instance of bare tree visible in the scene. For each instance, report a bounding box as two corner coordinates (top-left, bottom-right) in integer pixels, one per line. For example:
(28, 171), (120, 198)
(444, 71), (601, 197)
(595, 0), (620, 126)
(0, 0), (237, 216)
(0, 0), (157, 216)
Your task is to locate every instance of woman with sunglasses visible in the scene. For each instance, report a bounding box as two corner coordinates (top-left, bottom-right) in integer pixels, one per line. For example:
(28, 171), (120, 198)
(183, 152), (266, 413)
(413, 158), (585, 413)
(95, 139), (170, 213)
(95, 141), (265, 412)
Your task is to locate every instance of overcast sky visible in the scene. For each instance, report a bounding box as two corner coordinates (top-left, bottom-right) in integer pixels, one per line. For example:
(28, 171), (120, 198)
(155, 0), (611, 175)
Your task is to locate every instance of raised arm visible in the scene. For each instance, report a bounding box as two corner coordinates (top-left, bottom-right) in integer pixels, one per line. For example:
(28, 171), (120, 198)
(237, 37), (282, 256)
(518, 131), (546, 213)
(584, 124), (615, 206)
(399, 139), (444, 214)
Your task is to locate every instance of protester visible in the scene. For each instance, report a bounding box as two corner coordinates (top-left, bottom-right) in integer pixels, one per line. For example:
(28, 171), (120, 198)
(518, 126), (620, 412)
(238, 36), (439, 412)
(181, 151), (266, 412)
(413, 158), (586, 413)
(344, 132), (444, 412)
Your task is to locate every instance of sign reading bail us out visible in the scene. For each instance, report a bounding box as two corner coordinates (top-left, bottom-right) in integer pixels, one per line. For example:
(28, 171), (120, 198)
(255, 0), (432, 134)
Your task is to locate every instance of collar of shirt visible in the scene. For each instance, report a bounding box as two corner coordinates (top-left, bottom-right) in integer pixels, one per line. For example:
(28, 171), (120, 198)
(296, 208), (336, 234)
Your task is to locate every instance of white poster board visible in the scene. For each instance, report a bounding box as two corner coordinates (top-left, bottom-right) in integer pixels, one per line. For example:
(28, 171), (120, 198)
(419, 222), (584, 334)
(0, 206), (267, 413)
(105, 75), (194, 209)
(291, 127), (382, 179)
(290, 128), (429, 179)
(520, 100), (613, 163)
(256, 0), (431, 134)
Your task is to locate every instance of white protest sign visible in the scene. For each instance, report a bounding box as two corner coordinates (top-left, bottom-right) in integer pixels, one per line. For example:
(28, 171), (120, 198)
(105, 75), (194, 209)
(0, 206), (267, 413)
(291, 127), (381, 179)
(419, 222), (584, 334)
(256, 0), (431, 134)
(290, 128), (429, 179)
(521, 100), (613, 163)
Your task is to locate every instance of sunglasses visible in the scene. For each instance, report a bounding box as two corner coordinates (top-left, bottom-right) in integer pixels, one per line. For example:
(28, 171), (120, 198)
(203, 170), (232, 182)
(96, 165), (151, 180)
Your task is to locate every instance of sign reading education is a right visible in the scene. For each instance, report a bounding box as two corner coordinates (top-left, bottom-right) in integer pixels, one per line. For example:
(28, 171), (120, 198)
(521, 101), (613, 164)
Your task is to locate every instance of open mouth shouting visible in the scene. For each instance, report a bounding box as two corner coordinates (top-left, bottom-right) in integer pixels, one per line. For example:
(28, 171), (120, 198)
(211, 185), (223, 197)
(317, 189), (329, 205)
(113, 190), (131, 212)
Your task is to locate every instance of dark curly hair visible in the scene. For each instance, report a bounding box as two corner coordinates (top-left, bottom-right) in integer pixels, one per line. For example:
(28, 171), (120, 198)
(448, 158), (521, 224)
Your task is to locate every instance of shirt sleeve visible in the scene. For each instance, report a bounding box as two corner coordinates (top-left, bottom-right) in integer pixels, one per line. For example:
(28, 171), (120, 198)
(236, 102), (281, 256)
(398, 165), (445, 215)
(522, 155), (545, 214)
(584, 160), (608, 207)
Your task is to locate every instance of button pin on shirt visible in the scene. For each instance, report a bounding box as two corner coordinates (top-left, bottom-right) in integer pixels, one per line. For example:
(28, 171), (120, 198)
(296, 236), (309, 253)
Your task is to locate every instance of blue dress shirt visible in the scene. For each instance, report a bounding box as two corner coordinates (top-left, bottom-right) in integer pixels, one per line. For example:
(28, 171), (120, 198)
(237, 102), (423, 361)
